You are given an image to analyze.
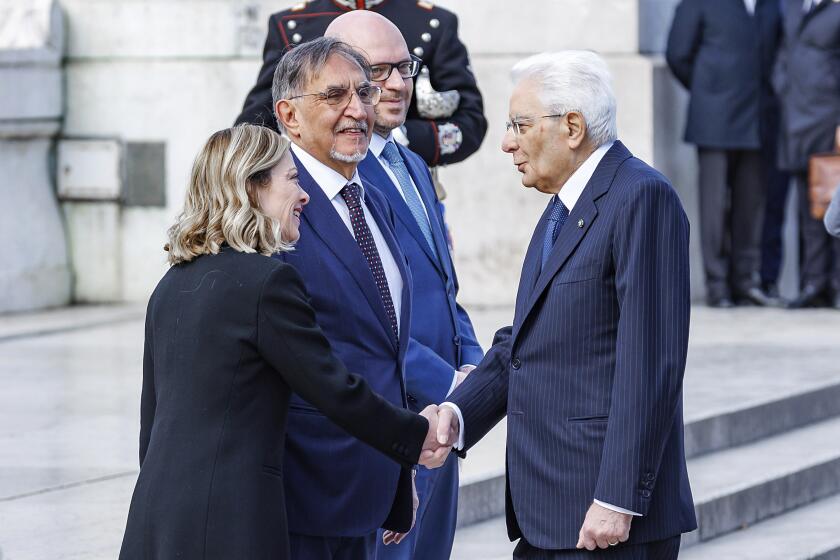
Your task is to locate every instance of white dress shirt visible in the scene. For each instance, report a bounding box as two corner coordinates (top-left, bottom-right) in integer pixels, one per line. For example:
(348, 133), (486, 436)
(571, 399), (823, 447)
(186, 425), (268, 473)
(744, 0), (756, 15)
(291, 143), (403, 332)
(370, 132), (466, 393)
(441, 141), (639, 516)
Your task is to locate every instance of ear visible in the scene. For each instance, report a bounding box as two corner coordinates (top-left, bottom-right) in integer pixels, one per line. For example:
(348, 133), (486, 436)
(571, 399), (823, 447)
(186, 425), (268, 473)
(564, 112), (588, 150)
(275, 99), (301, 140)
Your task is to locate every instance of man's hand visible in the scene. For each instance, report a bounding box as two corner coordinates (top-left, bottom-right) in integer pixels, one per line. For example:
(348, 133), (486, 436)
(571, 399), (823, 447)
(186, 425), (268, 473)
(436, 405), (461, 448)
(454, 364), (475, 389)
(418, 405), (450, 468)
(382, 470), (419, 545)
(576, 502), (632, 550)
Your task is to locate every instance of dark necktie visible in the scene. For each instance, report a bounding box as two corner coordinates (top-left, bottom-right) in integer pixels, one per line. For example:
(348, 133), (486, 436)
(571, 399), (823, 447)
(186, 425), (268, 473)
(340, 183), (399, 340)
(381, 141), (436, 253)
(541, 196), (569, 268)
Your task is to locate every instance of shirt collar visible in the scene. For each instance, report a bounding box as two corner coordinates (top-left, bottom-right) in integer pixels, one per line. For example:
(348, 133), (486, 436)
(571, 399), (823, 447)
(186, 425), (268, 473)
(369, 131), (395, 160)
(332, 0), (386, 9)
(291, 143), (364, 200)
(557, 141), (614, 212)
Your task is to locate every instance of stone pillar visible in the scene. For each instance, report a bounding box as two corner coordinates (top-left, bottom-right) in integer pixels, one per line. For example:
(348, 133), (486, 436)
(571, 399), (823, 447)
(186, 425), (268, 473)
(0, 0), (71, 313)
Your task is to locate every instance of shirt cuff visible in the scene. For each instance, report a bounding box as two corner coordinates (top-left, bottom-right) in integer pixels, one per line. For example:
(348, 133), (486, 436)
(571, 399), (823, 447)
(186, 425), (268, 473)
(439, 402), (465, 450)
(594, 499), (642, 517)
(445, 370), (459, 398)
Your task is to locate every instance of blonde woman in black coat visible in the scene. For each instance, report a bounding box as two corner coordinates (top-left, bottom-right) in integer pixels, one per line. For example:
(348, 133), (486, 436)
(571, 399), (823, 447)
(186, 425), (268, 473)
(118, 125), (447, 560)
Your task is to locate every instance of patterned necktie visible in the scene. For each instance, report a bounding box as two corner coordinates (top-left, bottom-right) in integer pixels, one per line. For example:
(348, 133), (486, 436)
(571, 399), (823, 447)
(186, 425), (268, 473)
(381, 141), (436, 253)
(340, 183), (399, 340)
(541, 196), (569, 267)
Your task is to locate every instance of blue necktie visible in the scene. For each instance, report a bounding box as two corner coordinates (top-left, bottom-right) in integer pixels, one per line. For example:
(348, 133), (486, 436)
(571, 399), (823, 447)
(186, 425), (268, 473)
(541, 196), (569, 267)
(381, 142), (436, 254)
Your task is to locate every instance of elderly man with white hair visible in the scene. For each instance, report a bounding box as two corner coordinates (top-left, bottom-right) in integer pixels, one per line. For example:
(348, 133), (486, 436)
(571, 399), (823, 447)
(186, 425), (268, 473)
(436, 50), (698, 558)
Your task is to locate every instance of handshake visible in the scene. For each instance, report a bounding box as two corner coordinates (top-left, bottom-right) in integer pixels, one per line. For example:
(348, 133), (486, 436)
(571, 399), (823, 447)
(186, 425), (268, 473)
(417, 404), (461, 468)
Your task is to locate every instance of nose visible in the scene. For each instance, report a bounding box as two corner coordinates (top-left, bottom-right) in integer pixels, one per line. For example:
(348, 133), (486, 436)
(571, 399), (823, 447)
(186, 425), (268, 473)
(344, 89), (367, 119)
(383, 70), (408, 92)
(299, 187), (310, 207)
(501, 128), (518, 153)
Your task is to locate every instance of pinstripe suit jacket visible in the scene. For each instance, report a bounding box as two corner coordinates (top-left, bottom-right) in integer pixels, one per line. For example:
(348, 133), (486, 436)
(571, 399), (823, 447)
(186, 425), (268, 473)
(449, 141), (698, 549)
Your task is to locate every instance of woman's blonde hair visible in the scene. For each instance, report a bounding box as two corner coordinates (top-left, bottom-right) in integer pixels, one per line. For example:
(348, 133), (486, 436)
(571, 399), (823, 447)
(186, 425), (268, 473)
(166, 124), (293, 265)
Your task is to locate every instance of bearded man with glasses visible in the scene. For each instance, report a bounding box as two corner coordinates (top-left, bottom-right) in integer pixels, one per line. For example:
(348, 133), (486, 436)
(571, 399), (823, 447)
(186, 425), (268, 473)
(270, 37), (441, 560)
(326, 11), (484, 560)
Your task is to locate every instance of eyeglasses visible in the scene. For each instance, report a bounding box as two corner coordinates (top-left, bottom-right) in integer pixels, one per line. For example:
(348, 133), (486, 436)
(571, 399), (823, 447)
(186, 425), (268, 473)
(505, 114), (566, 136)
(369, 55), (422, 81)
(288, 84), (382, 106)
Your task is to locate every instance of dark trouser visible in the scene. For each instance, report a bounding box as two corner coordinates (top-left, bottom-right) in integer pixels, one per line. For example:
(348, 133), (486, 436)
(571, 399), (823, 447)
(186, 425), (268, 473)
(289, 531), (376, 560)
(759, 128), (791, 287)
(794, 173), (840, 294)
(513, 536), (681, 560)
(698, 148), (765, 299)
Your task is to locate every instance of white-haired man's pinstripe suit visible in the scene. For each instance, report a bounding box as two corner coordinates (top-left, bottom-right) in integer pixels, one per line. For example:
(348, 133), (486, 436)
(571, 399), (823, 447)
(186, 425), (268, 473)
(447, 141), (697, 557)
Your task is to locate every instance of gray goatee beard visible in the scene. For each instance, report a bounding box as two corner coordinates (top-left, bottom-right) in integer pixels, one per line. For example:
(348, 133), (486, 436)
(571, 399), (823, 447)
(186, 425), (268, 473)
(331, 119), (369, 163)
(330, 146), (367, 163)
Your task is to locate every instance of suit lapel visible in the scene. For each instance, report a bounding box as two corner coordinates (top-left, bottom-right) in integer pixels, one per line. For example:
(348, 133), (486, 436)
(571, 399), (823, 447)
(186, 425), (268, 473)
(361, 177), (412, 353)
(293, 154), (398, 350)
(358, 153), (444, 275)
(518, 142), (633, 327)
(800, 0), (830, 30)
(399, 145), (453, 277)
(512, 200), (553, 335)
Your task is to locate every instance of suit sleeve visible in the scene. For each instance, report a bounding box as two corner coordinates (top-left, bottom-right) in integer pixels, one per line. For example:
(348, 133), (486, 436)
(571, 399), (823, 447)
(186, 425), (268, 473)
(403, 13), (487, 166)
(426, 164), (483, 366)
(139, 304), (156, 467)
(257, 263), (429, 467)
(665, 0), (703, 90)
(404, 339), (459, 408)
(235, 15), (283, 131)
(593, 178), (691, 515)
(455, 302), (484, 367)
(448, 325), (513, 452)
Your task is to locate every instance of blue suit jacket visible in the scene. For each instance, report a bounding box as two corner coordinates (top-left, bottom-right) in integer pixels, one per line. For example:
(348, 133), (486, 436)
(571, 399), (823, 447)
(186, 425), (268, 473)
(276, 153), (414, 536)
(449, 142), (698, 549)
(665, 0), (781, 149)
(358, 144), (483, 411)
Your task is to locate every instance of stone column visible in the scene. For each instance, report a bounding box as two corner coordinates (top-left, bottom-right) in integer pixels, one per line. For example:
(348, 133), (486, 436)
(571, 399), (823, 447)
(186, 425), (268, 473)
(0, 0), (71, 313)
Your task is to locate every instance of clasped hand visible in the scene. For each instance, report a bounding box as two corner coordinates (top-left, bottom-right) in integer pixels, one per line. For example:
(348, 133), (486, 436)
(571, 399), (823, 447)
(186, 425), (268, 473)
(417, 405), (460, 469)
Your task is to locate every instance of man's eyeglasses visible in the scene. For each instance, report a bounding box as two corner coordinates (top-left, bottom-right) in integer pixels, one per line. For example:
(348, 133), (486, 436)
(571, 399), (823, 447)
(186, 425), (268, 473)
(288, 84), (382, 106)
(369, 56), (422, 82)
(505, 113), (566, 136)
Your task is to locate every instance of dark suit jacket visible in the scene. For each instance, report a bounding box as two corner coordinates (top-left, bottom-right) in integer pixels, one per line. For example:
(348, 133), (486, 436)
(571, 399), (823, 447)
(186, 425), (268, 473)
(449, 142), (698, 549)
(275, 152), (415, 537)
(118, 250), (427, 560)
(234, 0), (487, 166)
(666, 0), (781, 149)
(773, 0), (840, 171)
(358, 143), (482, 411)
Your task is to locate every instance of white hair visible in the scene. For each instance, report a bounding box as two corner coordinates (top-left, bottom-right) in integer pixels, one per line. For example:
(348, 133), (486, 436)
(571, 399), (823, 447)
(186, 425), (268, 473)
(511, 50), (617, 147)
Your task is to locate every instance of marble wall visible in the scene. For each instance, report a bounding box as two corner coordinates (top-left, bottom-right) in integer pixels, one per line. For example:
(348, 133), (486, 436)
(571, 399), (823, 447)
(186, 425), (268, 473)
(53, 0), (705, 305)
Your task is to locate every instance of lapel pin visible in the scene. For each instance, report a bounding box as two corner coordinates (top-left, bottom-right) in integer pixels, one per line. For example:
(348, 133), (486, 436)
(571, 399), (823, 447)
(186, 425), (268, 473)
(577, 219), (585, 228)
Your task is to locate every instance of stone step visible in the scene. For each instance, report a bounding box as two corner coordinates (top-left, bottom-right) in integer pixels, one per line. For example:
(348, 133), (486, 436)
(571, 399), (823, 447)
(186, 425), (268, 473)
(680, 493), (840, 559)
(685, 380), (840, 458)
(456, 385), (840, 527)
(686, 415), (840, 545)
